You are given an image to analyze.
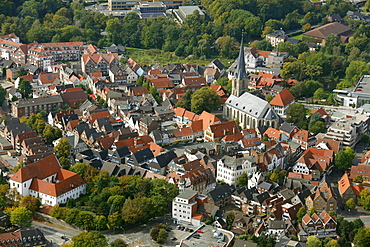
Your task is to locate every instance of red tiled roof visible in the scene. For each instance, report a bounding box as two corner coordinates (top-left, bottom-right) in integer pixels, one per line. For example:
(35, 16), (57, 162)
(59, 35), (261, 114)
(269, 88), (295, 107)
(173, 127), (194, 137)
(209, 121), (239, 138)
(222, 133), (243, 142)
(297, 148), (334, 172)
(311, 107), (328, 117)
(293, 129), (313, 143)
(29, 169), (85, 197)
(264, 127), (283, 140)
(10, 154), (60, 183)
(38, 73), (59, 84)
(350, 164), (370, 180)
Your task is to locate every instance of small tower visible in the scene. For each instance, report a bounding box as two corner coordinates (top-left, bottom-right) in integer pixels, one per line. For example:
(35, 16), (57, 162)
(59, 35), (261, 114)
(232, 32), (249, 97)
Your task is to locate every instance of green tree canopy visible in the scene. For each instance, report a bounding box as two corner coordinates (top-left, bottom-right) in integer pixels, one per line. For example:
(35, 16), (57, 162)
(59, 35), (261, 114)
(286, 103), (308, 129)
(70, 231), (108, 247)
(346, 198), (356, 210)
(191, 87), (221, 114)
(238, 172), (248, 187)
(335, 148), (355, 170)
(18, 79), (32, 98)
(307, 236), (321, 247)
(8, 207), (32, 227)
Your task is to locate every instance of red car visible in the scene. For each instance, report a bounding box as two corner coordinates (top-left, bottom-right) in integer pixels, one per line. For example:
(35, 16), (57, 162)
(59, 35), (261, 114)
(196, 230), (204, 233)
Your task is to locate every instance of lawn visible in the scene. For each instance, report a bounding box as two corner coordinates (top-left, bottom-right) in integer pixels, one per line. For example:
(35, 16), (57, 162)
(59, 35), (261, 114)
(290, 34), (303, 40)
(124, 47), (234, 68)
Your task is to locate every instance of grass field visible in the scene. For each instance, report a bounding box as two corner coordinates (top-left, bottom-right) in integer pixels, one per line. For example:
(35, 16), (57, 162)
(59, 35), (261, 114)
(125, 47), (234, 67)
(290, 34), (303, 40)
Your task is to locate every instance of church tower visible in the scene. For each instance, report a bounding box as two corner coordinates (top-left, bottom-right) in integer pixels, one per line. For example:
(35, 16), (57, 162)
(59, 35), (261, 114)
(232, 34), (248, 97)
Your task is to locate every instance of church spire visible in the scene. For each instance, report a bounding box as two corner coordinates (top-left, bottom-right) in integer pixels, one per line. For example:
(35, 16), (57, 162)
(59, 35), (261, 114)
(235, 30), (247, 81)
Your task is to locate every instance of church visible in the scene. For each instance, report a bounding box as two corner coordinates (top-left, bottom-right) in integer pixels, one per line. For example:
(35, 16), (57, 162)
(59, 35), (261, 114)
(223, 36), (280, 129)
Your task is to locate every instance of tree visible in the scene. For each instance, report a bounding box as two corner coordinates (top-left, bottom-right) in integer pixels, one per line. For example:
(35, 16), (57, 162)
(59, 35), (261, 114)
(286, 103), (308, 129)
(18, 79), (32, 98)
(359, 188), (370, 210)
(216, 36), (239, 58)
(335, 148), (355, 170)
(296, 207), (306, 224)
(307, 236), (321, 247)
(70, 231), (108, 247)
(354, 175), (364, 183)
(19, 196), (41, 214)
(309, 207), (317, 216)
(176, 89), (193, 110)
(0, 86), (6, 106)
(54, 138), (71, 169)
(346, 198), (356, 210)
(309, 121), (326, 135)
(345, 61), (370, 86)
(9, 207), (32, 227)
(156, 228), (168, 244)
(74, 211), (96, 230)
(226, 212), (235, 230)
(325, 239), (340, 247)
(313, 88), (327, 100)
(110, 239), (128, 247)
(121, 197), (151, 224)
(191, 87), (221, 114)
(215, 77), (232, 93)
(353, 227), (370, 247)
(238, 172), (248, 187)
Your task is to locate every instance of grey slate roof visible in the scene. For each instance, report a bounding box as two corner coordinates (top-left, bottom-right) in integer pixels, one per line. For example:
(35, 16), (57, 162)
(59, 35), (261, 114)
(14, 95), (63, 108)
(225, 92), (278, 120)
(208, 184), (235, 203)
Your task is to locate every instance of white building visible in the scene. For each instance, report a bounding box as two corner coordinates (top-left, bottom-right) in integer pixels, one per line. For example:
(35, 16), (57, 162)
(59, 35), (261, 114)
(9, 154), (87, 206)
(324, 113), (369, 148)
(216, 156), (257, 185)
(172, 189), (207, 227)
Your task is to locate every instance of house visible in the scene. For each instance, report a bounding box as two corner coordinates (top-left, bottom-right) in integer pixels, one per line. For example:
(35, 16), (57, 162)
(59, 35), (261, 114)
(350, 163), (370, 182)
(279, 122), (299, 139)
(292, 129), (316, 150)
(338, 173), (363, 203)
(224, 92), (280, 129)
(266, 29), (287, 47)
(269, 89), (295, 117)
(264, 127), (289, 142)
(315, 138), (341, 154)
(306, 179), (337, 212)
(172, 189), (208, 226)
(300, 211), (337, 240)
(204, 67), (221, 84)
(11, 95), (63, 117)
(267, 220), (286, 238)
(173, 127), (194, 142)
(9, 154), (87, 206)
(61, 88), (87, 108)
(207, 184), (235, 208)
(303, 22), (354, 45)
(0, 228), (48, 247)
(216, 156), (257, 185)
(138, 116), (159, 136)
(181, 77), (207, 91)
(204, 121), (239, 142)
(81, 53), (120, 75)
(232, 214), (254, 236)
(292, 148), (334, 175)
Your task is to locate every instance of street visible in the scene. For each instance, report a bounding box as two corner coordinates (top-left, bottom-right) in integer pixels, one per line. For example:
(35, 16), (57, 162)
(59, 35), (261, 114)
(32, 221), (81, 246)
(32, 214), (176, 247)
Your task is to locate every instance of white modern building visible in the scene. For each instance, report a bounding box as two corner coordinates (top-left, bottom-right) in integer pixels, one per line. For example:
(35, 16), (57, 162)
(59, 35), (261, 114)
(324, 113), (369, 148)
(334, 75), (370, 108)
(216, 155), (257, 185)
(9, 154), (87, 206)
(172, 189), (207, 227)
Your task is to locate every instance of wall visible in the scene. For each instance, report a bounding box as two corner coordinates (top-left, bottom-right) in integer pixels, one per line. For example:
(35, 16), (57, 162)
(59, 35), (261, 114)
(34, 212), (82, 231)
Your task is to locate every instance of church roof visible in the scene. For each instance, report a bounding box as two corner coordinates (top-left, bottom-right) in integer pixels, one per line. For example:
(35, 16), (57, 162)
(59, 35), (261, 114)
(225, 92), (278, 120)
(235, 35), (247, 81)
